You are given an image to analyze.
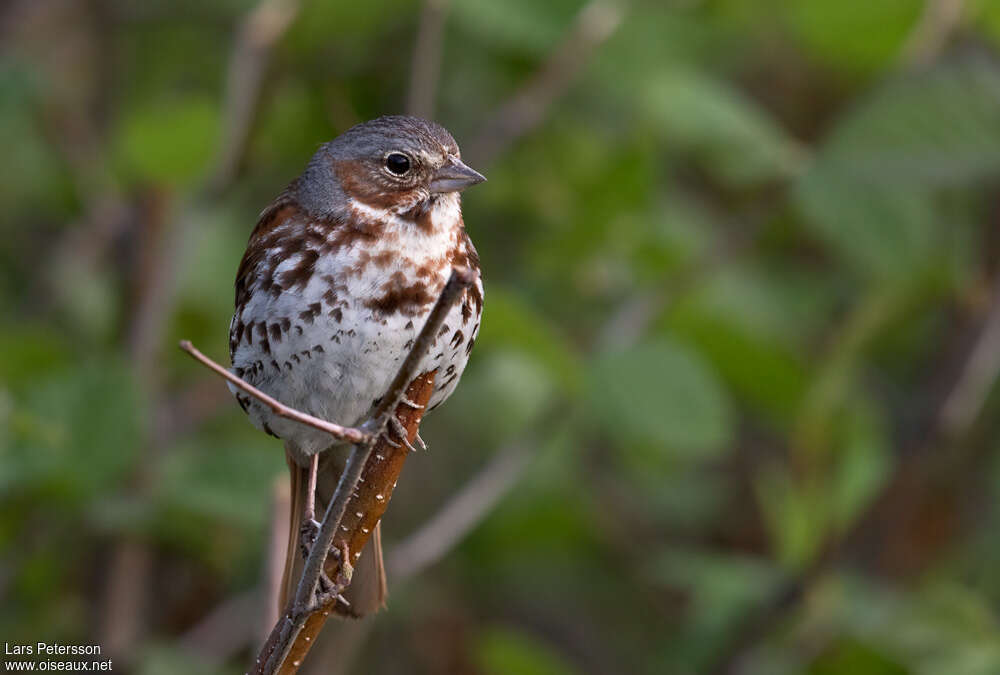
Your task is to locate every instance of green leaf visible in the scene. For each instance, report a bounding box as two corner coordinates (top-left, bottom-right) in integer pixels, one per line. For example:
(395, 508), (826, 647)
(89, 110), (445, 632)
(155, 432), (279, 530)
(433, 350), (556, 447)
(642, 68), (806, 185)
(451, 0), (585, 55)
(114, 95), (219, 186)
(829, 405), (891, 530)
(754, 462), (830, 567)
(288, 0), (413, 56)
(812, 576), (1000, 674)
(588, 339), (733, 458)
(474, 626), (578, 675)
(668, 315), (809, 431)
(783, 0), (923, 73)
(3, 359), (145, 500)
(476, 288), (582, 393)
(0, 65), (73, 218)
(0, 323), (71, 387)
(809, 638), (908, 675)
(793, 59), (1000, 279)
(794, 165), (937, 279)
(980, 0), (1000, 48)
(755, 401), (891, 565)
(137, 643), (243, 675)
(820, 59), (1000, 187)
(648, 549), (782, 668)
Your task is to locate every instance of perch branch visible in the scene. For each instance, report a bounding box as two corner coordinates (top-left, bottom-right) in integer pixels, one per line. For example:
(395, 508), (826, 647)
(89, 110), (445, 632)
(245, 266), (474, 675)
(179, 341), (369, 445)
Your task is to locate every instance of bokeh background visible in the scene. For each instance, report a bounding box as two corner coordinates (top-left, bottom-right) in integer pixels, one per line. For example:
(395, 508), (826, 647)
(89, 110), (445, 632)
(5, 0), (1000, 673)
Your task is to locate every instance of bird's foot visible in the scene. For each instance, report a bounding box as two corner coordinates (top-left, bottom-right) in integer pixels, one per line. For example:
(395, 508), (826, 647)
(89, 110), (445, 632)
(386, 416), (417, 452)
(399, 395), (424, 410)
(311, 542), (354, 609)
(299, 518), (322, 561)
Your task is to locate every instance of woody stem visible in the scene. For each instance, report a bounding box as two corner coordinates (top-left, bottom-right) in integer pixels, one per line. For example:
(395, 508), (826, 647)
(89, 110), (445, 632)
(249, 266), (474, 675)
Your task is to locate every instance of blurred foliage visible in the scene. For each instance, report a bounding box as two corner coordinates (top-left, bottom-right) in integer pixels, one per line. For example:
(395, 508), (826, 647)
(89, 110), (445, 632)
(4, 0), (1000, 673)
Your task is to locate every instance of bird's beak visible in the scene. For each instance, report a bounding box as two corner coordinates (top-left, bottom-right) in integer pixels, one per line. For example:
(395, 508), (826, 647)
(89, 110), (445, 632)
(429, 157), (486, 194)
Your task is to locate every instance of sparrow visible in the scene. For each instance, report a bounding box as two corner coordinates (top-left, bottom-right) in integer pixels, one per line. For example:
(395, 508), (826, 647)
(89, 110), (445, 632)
(228, 116), (485, 615)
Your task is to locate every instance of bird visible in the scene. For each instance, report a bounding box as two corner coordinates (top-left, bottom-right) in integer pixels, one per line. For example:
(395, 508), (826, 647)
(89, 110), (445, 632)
(228, 115), (485, 616)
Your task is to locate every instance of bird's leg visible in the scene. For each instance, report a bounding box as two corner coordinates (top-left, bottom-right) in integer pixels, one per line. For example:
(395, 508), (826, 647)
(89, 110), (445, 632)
(294, 459), (356, 610)
(299, 454), (321, 560)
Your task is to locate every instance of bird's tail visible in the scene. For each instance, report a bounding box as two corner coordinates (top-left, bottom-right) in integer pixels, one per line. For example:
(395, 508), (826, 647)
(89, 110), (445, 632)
(280, 442), (387, 616)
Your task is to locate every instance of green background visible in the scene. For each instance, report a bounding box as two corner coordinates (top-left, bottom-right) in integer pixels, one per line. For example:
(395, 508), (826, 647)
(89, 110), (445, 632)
(5, 0), (1000, 673)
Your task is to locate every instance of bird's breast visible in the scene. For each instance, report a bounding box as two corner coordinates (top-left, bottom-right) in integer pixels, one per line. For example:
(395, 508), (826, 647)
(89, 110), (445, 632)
(229, 200), (482, 455)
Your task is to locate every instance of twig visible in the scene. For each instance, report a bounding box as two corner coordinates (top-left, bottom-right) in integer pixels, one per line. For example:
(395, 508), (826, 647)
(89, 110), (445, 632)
(102, 0), (302, 654)
(389, 442), (531, 581)
(898, 0), (965, 67)
(179, 341), (369, 445)
(179, 590), (260, 668)
(207, 0), (302, 196)
(163, 480), (289, 668)
(262, 476), (292, 645)
(101, 190), (177, 658)
(300, 438), (534, 675)
(406, 0), (451, 119)
(937, 277), (1000, 440)
(127, 190), (180, 382)
(245, 266), (475, 675)
(463, 0), (624, 166)
(260, 443), (373, 674)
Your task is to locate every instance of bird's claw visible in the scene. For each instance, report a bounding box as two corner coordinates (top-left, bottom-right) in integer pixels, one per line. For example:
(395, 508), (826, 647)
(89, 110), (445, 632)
(309, 542), (356, 610)
(400, 395), (424, 410)
(389, 416), (417, 452)
(374, 413), (417, 451)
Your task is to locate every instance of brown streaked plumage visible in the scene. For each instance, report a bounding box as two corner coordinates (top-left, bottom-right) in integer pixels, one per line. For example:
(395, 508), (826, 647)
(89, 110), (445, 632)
(228, 116), (485, 617)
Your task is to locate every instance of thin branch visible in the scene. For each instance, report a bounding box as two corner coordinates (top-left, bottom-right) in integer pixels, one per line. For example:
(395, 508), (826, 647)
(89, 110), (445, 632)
(937, 277), (1000, 440)
(247, 266), (475, 675)
(463, 0), (624, 167)
(260, 442), (373, 675)
(203, 440), (531, 675)
(262, 475), (292, 645)
(297, 266), (474, 610)
(179, 590), (260, 668)
(102, 0), (302, 653)
(179, 341), (369, 445)
(389, 442), (531, 581)
(898, 0), (965, 67)
(101, 191), (178, 657)
(406, 0), (451, 119)
(207, 0), (302, 196)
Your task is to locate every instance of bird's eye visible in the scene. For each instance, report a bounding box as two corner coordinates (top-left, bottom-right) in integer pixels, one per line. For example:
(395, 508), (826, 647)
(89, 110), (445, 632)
(385, 152), (411, 176)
